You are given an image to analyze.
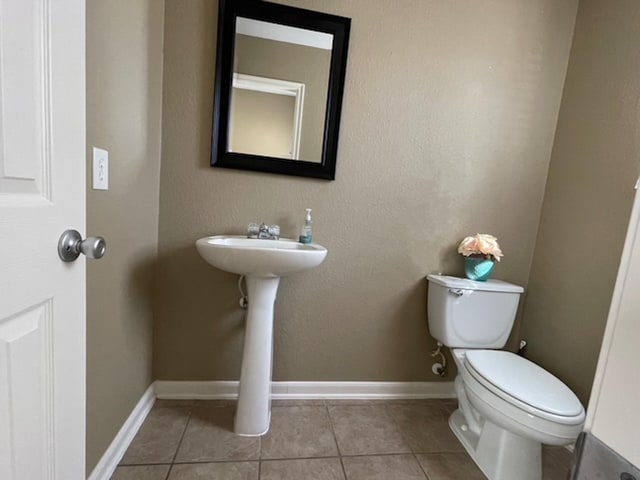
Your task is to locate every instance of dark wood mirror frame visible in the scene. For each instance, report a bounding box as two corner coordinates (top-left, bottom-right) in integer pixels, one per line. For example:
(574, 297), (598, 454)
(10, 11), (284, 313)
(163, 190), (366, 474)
(211, 0), (351, 180)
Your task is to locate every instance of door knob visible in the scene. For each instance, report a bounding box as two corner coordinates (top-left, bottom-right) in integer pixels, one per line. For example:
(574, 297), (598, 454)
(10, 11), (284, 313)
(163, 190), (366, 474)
(58, 229), (106, 262)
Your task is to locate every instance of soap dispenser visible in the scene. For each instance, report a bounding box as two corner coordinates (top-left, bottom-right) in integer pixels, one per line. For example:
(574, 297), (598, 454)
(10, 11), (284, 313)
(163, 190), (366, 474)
(299, 208), (313, 244)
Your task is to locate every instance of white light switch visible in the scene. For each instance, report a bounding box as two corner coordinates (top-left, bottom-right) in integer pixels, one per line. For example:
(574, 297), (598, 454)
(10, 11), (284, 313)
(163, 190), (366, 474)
(92, 147), (109, 190)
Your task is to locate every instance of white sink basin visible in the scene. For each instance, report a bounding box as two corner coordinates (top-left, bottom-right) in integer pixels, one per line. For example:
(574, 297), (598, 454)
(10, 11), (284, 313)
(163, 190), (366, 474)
(196, 235), (327, 277)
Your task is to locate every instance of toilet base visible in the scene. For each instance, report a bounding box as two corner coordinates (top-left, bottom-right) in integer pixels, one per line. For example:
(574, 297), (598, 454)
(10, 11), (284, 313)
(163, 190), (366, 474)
(450, 409), (542, 480)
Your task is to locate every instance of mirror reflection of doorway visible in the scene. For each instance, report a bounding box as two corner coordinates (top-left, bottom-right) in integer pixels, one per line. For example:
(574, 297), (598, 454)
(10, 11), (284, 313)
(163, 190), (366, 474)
(229, 74), (304, 160)
(231, 17), (332, 163)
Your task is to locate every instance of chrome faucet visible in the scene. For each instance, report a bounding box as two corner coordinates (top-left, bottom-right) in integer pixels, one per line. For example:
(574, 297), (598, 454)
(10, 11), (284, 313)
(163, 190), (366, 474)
(248, 222), (280, 240)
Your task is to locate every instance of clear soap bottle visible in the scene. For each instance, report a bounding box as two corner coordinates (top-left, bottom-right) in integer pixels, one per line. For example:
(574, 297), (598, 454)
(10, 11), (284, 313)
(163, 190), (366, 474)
(299, 208), (313, 244)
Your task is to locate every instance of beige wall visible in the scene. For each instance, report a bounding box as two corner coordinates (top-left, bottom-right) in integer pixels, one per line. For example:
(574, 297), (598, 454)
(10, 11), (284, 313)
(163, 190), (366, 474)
(86, 0), (164, 473)
(231, 88), (296, 158)
(154, 0), (577, 383)
(521, 0), (640, 405)
(235, 34), (331, 161)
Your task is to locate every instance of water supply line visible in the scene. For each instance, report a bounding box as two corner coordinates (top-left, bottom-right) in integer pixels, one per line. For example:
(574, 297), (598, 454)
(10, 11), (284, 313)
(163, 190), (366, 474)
(518, 339), (528, 356)
(430, 342), (447, 377)
(238, 275), (248, 309)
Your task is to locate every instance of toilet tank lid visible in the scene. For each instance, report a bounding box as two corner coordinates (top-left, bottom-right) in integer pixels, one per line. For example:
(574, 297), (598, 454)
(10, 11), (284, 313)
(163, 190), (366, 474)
(426, 274), (524, 293)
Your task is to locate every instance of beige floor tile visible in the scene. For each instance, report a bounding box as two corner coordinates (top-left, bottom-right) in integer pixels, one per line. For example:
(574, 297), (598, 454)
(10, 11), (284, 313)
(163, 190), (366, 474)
(261, 406), (338, 459)
(387, 401), (464, 453)
(116, 399), (576, 480)
(111, 464), (170, 480)
(416, 452), (486, 480)
(261, 458), (345, 480)
(120, 407), (190, 464)
(168, 462), (258, 479)
(174, 407), (260, 462)
(543, 446), (573, 480)
(417, 444), (572, 480)
(328, 405), (410, 455)
(342, 455), (427, 480)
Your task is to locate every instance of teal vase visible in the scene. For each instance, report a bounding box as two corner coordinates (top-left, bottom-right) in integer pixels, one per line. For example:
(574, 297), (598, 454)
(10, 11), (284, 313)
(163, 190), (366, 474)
(464, 257), (495, 281)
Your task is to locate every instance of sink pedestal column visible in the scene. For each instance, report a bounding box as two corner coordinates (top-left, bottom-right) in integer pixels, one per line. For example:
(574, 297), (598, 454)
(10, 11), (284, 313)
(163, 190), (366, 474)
(234, 276), (280, 435)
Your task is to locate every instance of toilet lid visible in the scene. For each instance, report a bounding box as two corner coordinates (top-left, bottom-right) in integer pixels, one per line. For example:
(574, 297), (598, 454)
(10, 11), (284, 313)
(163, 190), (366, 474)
(465, 350), (584, 417)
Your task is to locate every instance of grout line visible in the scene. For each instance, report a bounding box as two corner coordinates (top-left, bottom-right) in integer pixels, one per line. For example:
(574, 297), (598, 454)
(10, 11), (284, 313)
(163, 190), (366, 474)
(171, 458), (261, 465)
(324, 400), (348, 480)
(170, 409), (193, 465)
(383, 400), (454, 479)
(157, 452), (437, 464)
(164, 463), (174, 480)
(324, 401), (342, 455)
(411, 448), (467, 454)
(338, 456), (348, 480)
(259, 455), (345, 463)
(339, 451), (416, 459)
(413, 452), (431, 480)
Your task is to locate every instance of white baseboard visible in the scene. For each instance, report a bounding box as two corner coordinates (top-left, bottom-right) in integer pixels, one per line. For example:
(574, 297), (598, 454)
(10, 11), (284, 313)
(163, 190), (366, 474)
(154, 380), (456, 400)
(88, 384), (156, 480)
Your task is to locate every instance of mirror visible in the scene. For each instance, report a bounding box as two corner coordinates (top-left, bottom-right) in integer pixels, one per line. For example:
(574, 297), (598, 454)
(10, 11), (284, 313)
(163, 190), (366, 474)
(212, 0), (351, 180)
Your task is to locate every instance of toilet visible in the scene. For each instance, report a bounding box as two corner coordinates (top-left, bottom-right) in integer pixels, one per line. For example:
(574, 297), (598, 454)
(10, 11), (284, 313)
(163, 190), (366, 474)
(426, 274), (584, 480)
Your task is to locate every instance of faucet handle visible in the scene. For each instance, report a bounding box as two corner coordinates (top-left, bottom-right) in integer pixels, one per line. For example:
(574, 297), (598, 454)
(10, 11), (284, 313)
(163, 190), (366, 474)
(247, 223), (260, 237)
(268, 225), (280, 239)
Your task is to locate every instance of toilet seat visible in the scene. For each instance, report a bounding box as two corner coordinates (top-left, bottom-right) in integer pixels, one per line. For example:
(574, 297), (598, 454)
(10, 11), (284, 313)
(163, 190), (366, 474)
(464, 350), (584, 425)
(452, 349), (585, 446)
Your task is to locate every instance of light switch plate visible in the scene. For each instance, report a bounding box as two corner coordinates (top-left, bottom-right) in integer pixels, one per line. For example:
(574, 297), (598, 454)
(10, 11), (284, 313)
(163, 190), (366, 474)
(92, 147), (108, 190)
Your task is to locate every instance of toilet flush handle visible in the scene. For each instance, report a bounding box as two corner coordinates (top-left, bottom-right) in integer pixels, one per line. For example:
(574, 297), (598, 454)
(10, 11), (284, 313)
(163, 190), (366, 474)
(449, 288), (473, 298)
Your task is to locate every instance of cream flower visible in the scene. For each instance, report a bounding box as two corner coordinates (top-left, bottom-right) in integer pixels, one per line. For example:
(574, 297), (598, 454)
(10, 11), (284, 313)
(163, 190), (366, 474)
(457, 233), (503, 261)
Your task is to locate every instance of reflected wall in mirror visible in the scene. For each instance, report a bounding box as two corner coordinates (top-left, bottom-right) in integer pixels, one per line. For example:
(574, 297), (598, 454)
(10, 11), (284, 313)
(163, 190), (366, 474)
(230, 73), (306, 160)
(212, 0), (351, 180)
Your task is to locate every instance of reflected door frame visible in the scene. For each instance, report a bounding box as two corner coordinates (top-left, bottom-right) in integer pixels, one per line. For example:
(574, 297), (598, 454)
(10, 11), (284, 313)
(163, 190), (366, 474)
(230, 73), (305, 160)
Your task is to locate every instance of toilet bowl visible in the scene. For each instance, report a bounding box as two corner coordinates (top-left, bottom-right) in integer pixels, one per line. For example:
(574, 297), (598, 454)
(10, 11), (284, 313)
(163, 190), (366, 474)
(426, 275), (585, 480)
(451, 349), (584, 480)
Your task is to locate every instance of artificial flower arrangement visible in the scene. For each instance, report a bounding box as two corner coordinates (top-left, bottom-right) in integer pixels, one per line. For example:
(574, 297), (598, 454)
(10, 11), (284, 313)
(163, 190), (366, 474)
(458, 233), (504, 262)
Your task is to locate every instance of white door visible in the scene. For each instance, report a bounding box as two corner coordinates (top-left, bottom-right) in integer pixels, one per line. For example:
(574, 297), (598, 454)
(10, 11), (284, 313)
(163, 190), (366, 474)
(0, 1), (86, 479)
(585, 179), (640, 468)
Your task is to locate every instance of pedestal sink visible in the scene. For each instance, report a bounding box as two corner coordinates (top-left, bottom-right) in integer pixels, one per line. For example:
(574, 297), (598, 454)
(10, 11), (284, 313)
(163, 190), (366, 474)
(195, 235), (327, 435)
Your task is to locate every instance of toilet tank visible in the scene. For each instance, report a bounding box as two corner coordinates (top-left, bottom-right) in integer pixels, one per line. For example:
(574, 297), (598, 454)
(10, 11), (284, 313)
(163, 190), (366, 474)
(427, 274), (524, 349)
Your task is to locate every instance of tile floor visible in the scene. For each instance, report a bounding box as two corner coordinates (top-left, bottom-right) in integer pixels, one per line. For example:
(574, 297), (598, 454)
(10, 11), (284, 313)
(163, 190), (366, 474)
(111, 399), (574, 480)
